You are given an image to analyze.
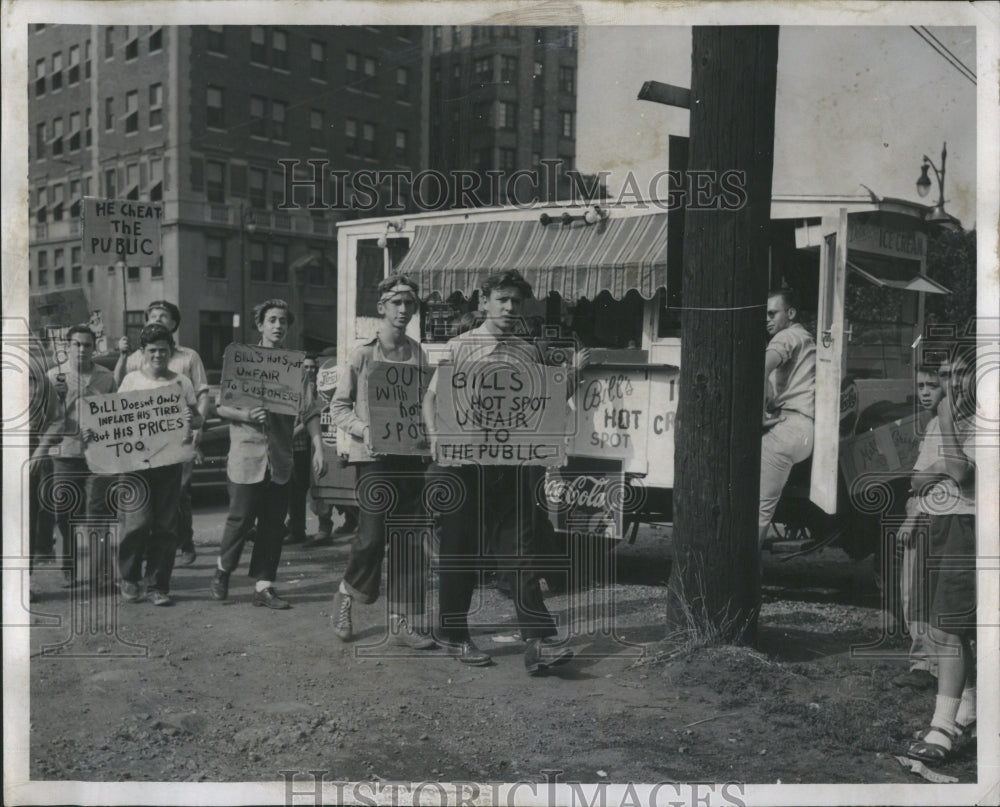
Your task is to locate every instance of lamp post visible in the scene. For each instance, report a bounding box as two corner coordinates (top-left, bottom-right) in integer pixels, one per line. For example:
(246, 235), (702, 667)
(916, 141), (949, 223)
(238, 203), (257, 343)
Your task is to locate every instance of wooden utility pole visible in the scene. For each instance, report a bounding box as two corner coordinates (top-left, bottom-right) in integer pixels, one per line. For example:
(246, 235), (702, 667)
(666, 27), (779, 645)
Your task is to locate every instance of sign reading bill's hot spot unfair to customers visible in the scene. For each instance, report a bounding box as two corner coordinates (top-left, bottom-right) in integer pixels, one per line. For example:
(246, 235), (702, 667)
(433, 362), (568, 467)
(220, 344), (305, 416)
(81, 387), (194, 473)
(82, 197), (163, 263)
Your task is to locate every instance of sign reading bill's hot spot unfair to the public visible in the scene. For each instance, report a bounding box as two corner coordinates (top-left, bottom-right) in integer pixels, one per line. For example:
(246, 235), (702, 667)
(81, 387), (194, 473)
(367, 362), (429, 456)
(433, 362), (568, 467)
(220, 344), (305, 416)
(82, 197), (163, 263)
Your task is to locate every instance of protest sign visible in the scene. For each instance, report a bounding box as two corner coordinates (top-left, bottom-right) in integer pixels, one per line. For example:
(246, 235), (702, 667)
(366, 362), (429, 456)
(219, 344), (305, 416)
(81, 387), (194, 473)
(433, 362), (568, 467)
(81, 197), (163, 264)
(839, 414), (921, 487)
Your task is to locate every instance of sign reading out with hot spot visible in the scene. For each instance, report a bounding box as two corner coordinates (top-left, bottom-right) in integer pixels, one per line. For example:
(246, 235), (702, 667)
(220, 344), (305, 416)
(366, 362), (429, 456)
(433, 361), (568, 467)
(82, 197), (163, 263)
(82, 388), (194, 473)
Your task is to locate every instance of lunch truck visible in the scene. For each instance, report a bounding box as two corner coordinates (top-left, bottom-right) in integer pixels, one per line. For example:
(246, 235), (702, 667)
(333, 193), (953, 561)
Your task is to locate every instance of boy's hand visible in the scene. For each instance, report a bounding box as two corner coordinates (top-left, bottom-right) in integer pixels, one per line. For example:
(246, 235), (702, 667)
(248, 406), (268, 425)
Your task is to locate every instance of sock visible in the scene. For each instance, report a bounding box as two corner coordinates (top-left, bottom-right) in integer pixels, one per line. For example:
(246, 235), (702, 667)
(339, 580), (349, 595)
(956, 686), (976, 727)
(924, 694), (962, 749)
(255, 580), (272, 593)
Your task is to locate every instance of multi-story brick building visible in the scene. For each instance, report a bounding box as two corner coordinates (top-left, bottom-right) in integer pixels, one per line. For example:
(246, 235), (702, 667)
(28, 23), (424, 369)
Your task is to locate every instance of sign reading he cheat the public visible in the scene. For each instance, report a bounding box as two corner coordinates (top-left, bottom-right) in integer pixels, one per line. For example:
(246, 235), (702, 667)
(220, 344), (306, 417)
(367, 362), (429, 456)
(81, 197), (163, 264)
(433, 362), (568, 467)
(81, 387), (194, 473)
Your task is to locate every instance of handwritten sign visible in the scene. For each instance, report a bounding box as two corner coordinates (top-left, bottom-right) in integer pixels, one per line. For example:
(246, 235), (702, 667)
(367, 362), (429, 456)
(82, 197), (163, 263)
(839, 414), (920, 487)
(433, 362), (567, 467)
(571, 369), (654, 468)
(81, 387), (193, 473)
(220, 344), (305, 416)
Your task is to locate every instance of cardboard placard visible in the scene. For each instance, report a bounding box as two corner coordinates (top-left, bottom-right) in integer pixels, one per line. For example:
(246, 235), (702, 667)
(571, 368), (655, 469)
(433, 362), (568, 467)
(219, 344), (305, 416)
(839, 414), (921, 486)
(82, 197), (163, 263)
(366, 362), (429, 456)
(81, 387), (194, 473)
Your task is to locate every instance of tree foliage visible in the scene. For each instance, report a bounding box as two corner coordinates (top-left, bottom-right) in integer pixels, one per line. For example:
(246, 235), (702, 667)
(925, 228), (977, 330)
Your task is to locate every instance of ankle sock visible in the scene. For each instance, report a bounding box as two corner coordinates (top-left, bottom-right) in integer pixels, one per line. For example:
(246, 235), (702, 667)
(924, 694), (962, 749)
(255, 580), (272, 593)
(956, 686), (976, 728)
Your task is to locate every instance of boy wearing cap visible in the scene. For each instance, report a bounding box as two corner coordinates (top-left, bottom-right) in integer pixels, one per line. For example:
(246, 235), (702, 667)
(211, 299), (326, 609)
(114, 300), (210, 566)
(329, 274), (436, 649)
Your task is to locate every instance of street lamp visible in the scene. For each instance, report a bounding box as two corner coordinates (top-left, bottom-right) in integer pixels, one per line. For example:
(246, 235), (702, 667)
(916, 141), (950, 223)
(238, 203), (257, 343)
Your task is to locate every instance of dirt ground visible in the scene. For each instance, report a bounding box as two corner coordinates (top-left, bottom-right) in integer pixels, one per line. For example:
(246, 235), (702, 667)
(24, 501), (979, 789)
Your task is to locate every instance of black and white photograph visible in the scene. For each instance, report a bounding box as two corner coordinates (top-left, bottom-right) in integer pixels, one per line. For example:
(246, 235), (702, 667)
(2, 1), (998, 805)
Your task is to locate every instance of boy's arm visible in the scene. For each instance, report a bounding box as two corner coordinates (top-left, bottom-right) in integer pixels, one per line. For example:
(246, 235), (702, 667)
(218, 404), (267, 426)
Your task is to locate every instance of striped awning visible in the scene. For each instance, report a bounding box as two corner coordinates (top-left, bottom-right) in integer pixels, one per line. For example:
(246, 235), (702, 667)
(395, 213), (670, 300)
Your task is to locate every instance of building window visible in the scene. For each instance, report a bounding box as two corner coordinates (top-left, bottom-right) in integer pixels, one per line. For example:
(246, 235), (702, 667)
(249, 241), (266, 281)
(310, 109), (324, 149)
(531, 152), (541, 167)
(35, 122), (45, 159)
(363, 56), (376, 77)
(105, 26), (114, 59)
(151, 258), (163, 279)
(272, 29), (288, 70)
(104, 168), (116, 198)
(125, 163), (140, 199)
(500, 148), (516, 172)
(560, 110), (575, 138)
(362, 122), (375, 158)
(206, 25), (224, 54)
(501, 55), (517, 83)
(533, 60), (543, 78)
(35, 58), (46, 96)
(149, 83), (163, 128)
(395, 129), (408, 158)
(271, 99), (287, 141)
(474, 57), (492, 83)
(565, 28), (577, 48)
(249, 167), (267, 208)
(70, 178), (82, 217)
(87, 268), (94, 284)
(206, 236), (226, 278)
(84, 107), (92, 147)
(68, 45), (80, 85)
(37, 252), (48, 286)
(54, 249), (65, 286)
(149, 26), (163, 52)
(51, 184), (65, 222)
(51, 52), (63, 91)
(559, 65), (575, 93)
(69, 112), (81, 152)
(149, 157), (163, 201)
(124, 310), (145, 347)
(346, 51), (359, 83)
(249, 95), (266, 137)
(125, 90), (139, 134)
(250, 26), (267, 65)
(206, 86), (224, 129)
(310, 40), (325, 80)
(345, 119), (358, 154)
(307, 248), (326, 285)
(532, 106), (542, 134)
(51, 117), (64, 156)
(271, 243), (288, 283)
(395, 66), (409, 100)
(84, 39), (92, 78)
(104, 96), (114, 131)
(206, 160), (225, 203)
(497, 101), (516, 130)
(125, 26), (139, 60)
(71, 247), (82, 285)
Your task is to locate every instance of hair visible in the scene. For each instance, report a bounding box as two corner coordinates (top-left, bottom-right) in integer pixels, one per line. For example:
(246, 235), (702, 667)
(145, 300), (181, 331)
(304, 352), (318, 363)
(377, 273), (419, 297)
(139, 323), (175, 349)
(481, 269), (533, 300)
(767, 287), (802, 314)
(916, 364), (941, 378)
(66, 324), (96, 343)
(253, 298), (295, 326)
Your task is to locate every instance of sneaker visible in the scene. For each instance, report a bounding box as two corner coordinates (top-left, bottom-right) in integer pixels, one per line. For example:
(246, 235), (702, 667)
(178, 549), (197, 566)
(331, 590), (353, 641)
(389, 614), (437, 649)
(211, 568), (230, 601)
(120, 580), (144, 603)
(147, 589), (173, 607)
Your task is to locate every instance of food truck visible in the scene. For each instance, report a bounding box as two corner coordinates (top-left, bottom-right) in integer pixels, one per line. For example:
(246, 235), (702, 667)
(335, 195), (951, 561)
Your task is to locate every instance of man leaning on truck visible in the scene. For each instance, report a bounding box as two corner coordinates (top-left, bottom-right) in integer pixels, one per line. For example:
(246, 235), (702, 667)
(758, 288), (816, 547)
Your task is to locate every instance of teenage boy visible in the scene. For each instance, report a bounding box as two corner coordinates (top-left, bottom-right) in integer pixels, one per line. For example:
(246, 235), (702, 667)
(111, 324), (202, 606)
(422, 269), (586, 674)
(330, 274), (436, 649)
(211, 300), (326, 609)
(44, 324), (118, 586)
(115, 301), (210, 566)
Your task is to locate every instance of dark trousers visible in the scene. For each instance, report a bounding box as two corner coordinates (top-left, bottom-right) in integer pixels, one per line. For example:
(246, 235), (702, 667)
(429, 463), (556, 643)
(219, 476), (289, 582)
(118, 465), (182, 592)
(287, 447), (311, 538)
(49, 457), (115, 577)
(342, 457), (429, 615)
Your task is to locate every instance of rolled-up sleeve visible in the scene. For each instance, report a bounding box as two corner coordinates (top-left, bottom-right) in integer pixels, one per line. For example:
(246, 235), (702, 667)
(330, 351), (368, 438)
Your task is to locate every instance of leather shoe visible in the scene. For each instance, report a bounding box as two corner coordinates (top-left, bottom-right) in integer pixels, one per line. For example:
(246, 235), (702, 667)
(303, 533), (334, 549)
(178, 549), (197, 566)
(210, 569), (230, 601)
(524, 638), (574, 676)
(451, 639), (492, 666)
(253, 586), (291, 610)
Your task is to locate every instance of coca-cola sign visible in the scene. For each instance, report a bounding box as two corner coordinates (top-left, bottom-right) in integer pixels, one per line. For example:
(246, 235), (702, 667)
(543, 468), (623, 540)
